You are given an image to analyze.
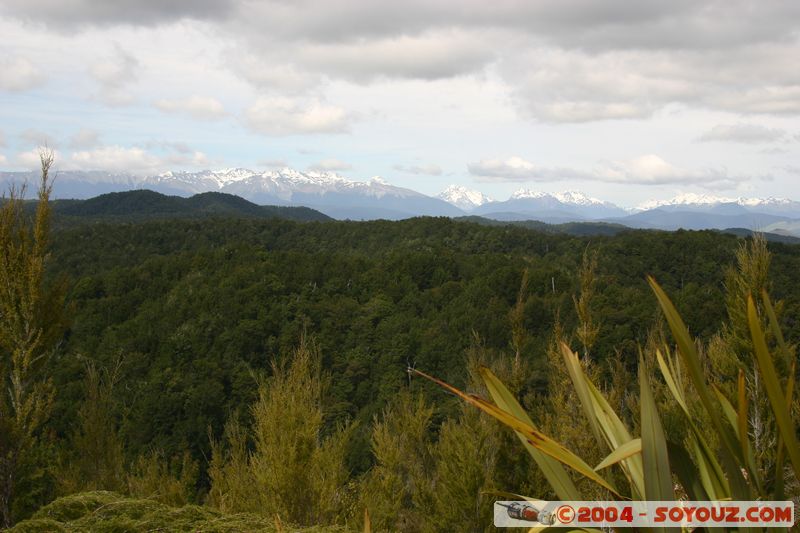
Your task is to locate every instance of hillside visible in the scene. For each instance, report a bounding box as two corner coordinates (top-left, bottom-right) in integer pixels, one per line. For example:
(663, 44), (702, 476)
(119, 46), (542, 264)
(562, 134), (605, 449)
(37, 190), (331, 225)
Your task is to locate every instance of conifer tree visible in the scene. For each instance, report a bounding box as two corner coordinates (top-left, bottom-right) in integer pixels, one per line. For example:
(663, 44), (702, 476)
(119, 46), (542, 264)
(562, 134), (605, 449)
(57, 361), (126, 494)
(0, 149), (68, 527)
(208, 339), (354, 525)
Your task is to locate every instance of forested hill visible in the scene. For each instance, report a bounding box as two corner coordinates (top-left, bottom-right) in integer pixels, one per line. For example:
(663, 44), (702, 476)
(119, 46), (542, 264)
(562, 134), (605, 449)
(31, 189), (331, 225)
(44, 215), (800, 480)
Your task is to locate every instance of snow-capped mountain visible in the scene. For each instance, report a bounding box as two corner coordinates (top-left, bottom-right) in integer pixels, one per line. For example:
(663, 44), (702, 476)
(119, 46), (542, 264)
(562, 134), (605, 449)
(437, 185), (492, 211)
(2, 166), (799, 229)
(634, 193), (800, 218)
(473, 188), (628, 221)
(0, 168), (463, 220)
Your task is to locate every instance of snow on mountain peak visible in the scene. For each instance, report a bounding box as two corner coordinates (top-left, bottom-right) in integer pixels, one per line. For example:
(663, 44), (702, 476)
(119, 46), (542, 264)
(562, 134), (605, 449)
(552, 190), (605, 206)
(438, 185), (492, 210)
(636, 193), (795, 211)
(509, 189), (606, 206)
(510, 188), (550, 200)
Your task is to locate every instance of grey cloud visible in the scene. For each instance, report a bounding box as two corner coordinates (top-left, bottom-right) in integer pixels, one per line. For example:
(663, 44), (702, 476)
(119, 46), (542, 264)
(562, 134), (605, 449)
(19, 129), (58, 147)
(68, 128), (101, 149)
(780, 165), (800, 176)
(10, 0), (796, 56)
(89, 44), (139, 106)
(90, 44), (138, 88)
(393, 163), (443, 176)
(0, 0), (235, 27)
(7, 0), (800, 124)
(698, 123), (786, 144)
(295, 30), (494, 82)
(502, 43), (800, 122)
(0, 56), (45, 91)
(230, 1), (798, 51)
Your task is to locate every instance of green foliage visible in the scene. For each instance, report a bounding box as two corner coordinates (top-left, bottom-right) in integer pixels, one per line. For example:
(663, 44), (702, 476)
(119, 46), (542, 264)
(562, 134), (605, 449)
(359, 393), (434, 531)
(209, 341), (354, 526)
(126, 450), (198, 507)
(9, 491), (346, 532)
(426, 407), (499, 533)
(573, 247), (600, 357)
(56, 361), (125, 495)
(0, 150), (68, 526)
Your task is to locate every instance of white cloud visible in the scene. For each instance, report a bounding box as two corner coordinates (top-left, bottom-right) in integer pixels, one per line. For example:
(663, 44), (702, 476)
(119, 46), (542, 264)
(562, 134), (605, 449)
(468, 156), (580, 182)
(0, 154), (7, 165)
(595, 155), (707, 185)
(0, 130), (6, 148)
(65, 145), (209, 175)
(69, 146), (158, 173)
(14, 148), (63, 170)
(244, 97), (350, 135)
(393, 163), (443, 176)
(154, 95), (226, 120)
(0, 56), (45, 91)
(68, 128), (101, 149)
(308, 158), (352, 171)
(469, 154), (750, 188)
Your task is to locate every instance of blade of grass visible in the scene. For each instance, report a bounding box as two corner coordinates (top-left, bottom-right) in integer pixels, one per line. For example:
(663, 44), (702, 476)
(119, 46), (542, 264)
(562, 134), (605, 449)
(561, 343), (645, 498)
(773, 358), (795, 500)
(411, 368), (621, 497)
(594, 438), (642, 471)
(748, 295), (800, 481)
(667, 441), (709, 501)
(762, 290), (796, 500)
(712, 384), (738, 431)
(655, 349), (729, 499)
(480, 366), (581, 500)
(649, 277), (750, 497)
(559, 343), (604, 446)
(363, 508), (371, 533)
(639, 359), (674, 501)
(640, 359), (679, 533)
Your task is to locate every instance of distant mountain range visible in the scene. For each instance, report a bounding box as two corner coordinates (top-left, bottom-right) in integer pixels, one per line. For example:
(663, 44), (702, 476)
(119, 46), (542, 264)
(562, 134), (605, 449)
(2, 168), (800, 236)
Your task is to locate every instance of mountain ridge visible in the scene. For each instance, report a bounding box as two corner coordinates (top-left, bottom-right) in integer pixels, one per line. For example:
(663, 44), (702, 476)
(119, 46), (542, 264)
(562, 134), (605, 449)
(2, 168), (800, 234)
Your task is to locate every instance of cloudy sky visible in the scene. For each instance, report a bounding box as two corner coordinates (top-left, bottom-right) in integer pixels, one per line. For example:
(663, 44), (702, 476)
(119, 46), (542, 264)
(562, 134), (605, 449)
(1, 0), (799, 206)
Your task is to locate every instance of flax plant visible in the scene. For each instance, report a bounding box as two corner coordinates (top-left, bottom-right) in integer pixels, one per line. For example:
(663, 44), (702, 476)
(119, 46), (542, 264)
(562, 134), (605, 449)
(414, 277), (799, 533)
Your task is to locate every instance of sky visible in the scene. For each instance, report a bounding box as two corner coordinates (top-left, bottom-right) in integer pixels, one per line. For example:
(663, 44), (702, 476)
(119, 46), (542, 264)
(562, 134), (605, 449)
(1, 0), (799, 207)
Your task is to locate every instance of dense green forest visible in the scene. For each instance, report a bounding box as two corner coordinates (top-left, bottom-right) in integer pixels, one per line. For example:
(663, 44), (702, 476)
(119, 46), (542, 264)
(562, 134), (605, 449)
(3, 184), (800, 530)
